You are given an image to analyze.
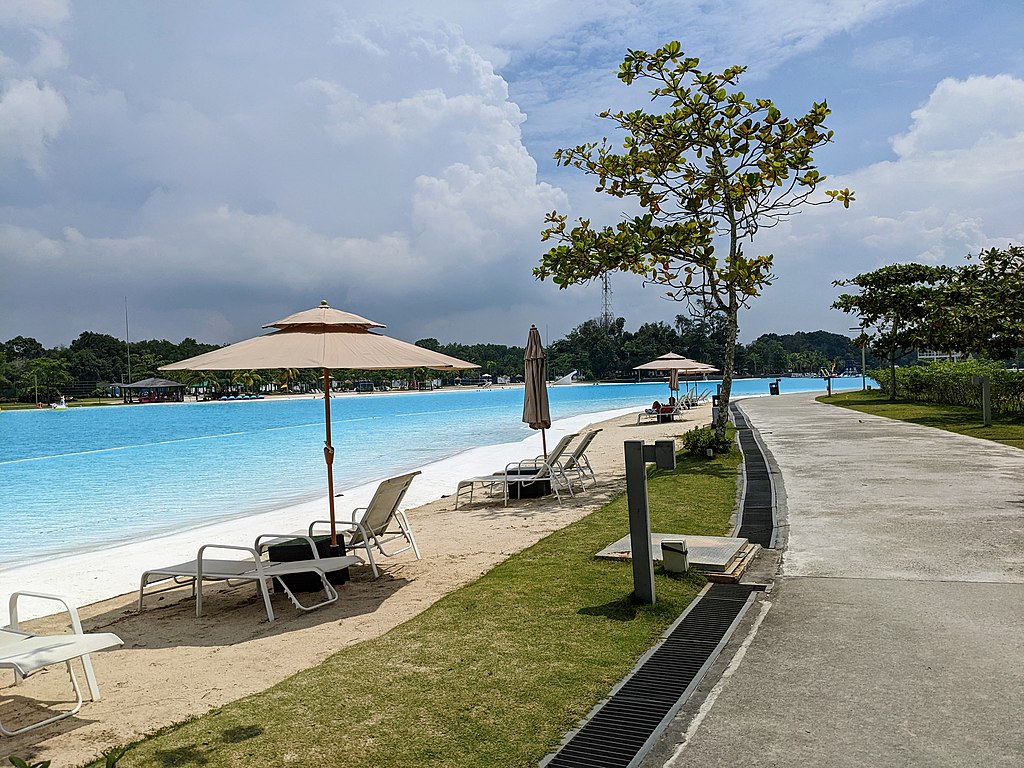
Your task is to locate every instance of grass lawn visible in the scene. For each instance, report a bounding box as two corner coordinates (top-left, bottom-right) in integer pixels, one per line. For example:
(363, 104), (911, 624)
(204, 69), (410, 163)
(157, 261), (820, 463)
(90, 438), (740, 768)
(819, 390), (1024, 450)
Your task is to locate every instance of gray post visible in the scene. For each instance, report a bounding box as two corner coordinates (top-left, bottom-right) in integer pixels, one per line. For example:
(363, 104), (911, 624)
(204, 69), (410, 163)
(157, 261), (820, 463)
(972, 375), (992, 427)
(624, 441), (655, 605)
(624, 439), (677, 605)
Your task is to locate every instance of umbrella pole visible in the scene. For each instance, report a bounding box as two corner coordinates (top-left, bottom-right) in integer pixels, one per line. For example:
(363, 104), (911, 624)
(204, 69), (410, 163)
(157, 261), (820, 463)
(541, 428), (548, 458)
(323, 367), (337, 547)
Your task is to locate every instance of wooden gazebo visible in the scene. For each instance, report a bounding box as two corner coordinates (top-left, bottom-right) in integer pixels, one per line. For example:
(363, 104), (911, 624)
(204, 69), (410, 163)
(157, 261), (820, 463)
(122, 376), (185, 404)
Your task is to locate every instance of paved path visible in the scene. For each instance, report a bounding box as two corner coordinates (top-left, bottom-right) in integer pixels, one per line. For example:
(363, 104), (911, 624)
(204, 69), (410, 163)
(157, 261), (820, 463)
(644, 392), (1024, 767)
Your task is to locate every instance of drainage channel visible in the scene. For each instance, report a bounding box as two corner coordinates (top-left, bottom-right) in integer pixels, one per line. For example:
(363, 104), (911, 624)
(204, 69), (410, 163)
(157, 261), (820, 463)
(731, 402), (777, 548)
(541, 408), (776, 767)
(541, 583), (760, 768)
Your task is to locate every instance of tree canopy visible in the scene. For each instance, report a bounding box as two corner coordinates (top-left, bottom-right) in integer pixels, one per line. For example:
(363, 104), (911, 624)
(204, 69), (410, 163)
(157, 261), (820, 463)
(833, 245), (1024, 399)
(535, 41), (852, 435)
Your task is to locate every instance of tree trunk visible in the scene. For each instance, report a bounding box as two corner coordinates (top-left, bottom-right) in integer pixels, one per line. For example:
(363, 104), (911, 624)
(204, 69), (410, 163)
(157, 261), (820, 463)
(714, 304), (739, 439)
(888, 351), (897, 401)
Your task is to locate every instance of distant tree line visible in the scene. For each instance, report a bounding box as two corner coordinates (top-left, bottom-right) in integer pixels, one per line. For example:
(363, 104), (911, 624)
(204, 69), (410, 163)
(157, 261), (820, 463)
(0, 314), (870, 404)
(507, 314), (870, 381)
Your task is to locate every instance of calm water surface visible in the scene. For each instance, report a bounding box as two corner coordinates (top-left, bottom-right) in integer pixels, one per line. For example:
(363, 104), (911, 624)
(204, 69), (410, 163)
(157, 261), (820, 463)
(0, 378), (858, 565)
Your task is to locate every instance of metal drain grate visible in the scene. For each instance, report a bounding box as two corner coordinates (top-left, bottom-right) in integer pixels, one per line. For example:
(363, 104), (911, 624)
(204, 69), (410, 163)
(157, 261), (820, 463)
(542, 584), (758, 768)
(731, 404), (776, 548)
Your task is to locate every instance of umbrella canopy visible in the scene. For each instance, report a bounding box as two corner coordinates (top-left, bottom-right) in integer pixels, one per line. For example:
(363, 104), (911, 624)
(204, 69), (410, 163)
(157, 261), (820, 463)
(522, 325), (551, 457)
(633, 352), (719, 374)
(669, 368), (680, 392)
(161, 303), (473, 371)
(162, 300), (478, 547)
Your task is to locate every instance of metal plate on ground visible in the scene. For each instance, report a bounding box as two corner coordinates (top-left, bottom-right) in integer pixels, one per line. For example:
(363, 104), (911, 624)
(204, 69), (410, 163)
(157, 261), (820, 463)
(596, 534), (749, 572)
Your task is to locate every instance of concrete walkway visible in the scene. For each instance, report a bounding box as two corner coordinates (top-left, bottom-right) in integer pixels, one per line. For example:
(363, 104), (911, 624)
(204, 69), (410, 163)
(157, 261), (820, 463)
(644, 392), (1024, 767)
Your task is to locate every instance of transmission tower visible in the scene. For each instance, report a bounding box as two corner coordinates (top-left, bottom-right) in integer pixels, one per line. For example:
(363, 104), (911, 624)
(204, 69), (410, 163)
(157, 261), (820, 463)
(599, 273), (614, 327)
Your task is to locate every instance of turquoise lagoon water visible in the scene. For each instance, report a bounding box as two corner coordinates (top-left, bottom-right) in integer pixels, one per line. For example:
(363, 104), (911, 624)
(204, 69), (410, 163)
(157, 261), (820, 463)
(0, 377), (860, 566)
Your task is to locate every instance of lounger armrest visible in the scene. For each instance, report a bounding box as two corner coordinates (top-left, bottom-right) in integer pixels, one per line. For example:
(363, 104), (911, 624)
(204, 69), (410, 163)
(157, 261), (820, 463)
(504, 459), (540, 474)
(196, 543), (260, 573)
(307, 517), (370, 543)
(8, 591), (85, 635)
(334, 508), (368, 526)
(254, 533), (320, 560)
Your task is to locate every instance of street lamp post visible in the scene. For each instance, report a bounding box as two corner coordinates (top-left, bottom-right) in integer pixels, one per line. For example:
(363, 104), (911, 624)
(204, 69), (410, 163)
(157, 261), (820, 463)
(850, 326), (866, 391)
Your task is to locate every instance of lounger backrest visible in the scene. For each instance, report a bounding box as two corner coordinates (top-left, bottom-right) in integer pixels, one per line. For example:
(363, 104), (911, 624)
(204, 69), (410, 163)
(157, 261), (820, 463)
(534, 433), (579, 478)
(359, 471), (421, 534)
(544, 433), (577, 462)
(567, 429), (600, 462)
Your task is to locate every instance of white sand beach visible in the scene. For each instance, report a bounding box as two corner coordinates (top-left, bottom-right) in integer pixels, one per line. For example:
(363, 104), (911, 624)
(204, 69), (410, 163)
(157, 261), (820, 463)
(1, 403), (710, 765)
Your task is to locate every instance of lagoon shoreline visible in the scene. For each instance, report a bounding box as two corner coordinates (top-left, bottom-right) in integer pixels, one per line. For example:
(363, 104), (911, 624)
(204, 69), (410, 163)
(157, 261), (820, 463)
(0, 403), (711, 764)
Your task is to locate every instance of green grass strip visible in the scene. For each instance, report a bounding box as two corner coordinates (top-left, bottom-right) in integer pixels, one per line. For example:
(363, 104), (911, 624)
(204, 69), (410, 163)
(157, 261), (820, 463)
(820, 390), (1024, 450)
(93, 438), (739, 768)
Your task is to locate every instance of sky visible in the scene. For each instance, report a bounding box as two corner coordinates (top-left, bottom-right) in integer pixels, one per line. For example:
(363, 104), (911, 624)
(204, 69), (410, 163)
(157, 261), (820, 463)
(2, 0), (1023, 349)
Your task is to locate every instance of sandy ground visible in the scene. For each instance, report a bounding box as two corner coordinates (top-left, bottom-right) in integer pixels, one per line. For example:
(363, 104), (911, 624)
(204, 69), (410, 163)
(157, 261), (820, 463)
(1, 404), (710, 766)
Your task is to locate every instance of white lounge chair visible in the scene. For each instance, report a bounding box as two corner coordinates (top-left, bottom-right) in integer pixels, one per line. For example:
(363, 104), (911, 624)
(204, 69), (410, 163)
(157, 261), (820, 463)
(454, 433), (581, 508)
(1, 592), (123, 736)
(138, 535), (362, 622)
(561, 429), (602, 487)
(303, 471), (421, 579)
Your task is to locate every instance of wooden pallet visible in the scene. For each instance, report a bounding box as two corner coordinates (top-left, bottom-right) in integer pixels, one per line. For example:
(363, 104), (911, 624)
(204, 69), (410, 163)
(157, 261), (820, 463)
(702, 543), (760, 583)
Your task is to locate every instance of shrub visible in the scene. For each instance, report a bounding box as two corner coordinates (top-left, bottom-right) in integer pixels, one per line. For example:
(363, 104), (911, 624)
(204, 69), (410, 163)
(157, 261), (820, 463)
(682, 425), (732, 456)
(868, 360), (1024, 415)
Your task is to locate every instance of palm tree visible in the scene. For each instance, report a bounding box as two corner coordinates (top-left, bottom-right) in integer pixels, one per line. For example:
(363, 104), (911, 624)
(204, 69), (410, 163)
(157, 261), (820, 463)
(276, 367), (299, 393)
(231, 369), (256, 394)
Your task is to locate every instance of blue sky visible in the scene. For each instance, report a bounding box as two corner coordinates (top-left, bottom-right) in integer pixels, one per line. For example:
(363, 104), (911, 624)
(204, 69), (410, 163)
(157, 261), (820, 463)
(2, 1), (1023, 348)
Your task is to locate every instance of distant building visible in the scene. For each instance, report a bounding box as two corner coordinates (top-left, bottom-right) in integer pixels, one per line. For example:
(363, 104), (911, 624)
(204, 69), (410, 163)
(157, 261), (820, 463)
(917, 350), (964, 362)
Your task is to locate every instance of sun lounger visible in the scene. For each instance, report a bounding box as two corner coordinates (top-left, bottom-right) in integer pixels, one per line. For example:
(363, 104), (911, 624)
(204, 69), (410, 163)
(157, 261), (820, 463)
(301, 471), (421, 579)
(561, 429), (602, 487)
(454, 433), (582, 508)
(138, 535), (362, 622)
(1, 591), (123, 736)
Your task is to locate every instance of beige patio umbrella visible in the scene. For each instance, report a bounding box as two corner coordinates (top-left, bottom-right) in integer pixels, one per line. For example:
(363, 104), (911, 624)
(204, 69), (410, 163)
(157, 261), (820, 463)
(635, 352), (719, 400)
(161, 300), (478, 548)
(522, 325), (551, 457)
(633, 352), (719, 374)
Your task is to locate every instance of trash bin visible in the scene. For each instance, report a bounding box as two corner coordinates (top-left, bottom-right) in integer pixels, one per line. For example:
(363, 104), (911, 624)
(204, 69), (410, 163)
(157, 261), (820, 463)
(266, 534), (350, 593)
(662, 540), (689, 573)
(769, 381), (780, 396)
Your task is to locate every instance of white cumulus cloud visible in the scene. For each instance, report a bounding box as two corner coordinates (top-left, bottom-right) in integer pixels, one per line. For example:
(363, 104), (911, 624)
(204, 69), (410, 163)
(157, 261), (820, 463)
(0, 78), (67, 174)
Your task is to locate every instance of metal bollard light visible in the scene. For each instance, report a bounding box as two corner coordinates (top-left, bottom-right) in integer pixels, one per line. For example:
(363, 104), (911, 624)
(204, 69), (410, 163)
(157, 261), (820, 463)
(624, 439), (677, 605)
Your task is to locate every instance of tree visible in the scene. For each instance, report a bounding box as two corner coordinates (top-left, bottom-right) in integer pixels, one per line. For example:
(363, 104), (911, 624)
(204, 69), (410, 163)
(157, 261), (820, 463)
(547, 318), (627, 380)
(3, 336), (45, 361)
(939, 245), (1024, 359)
(675, 308), (729, 369)
(535, 41), (853, 437)
(832, 263), (953, 400)
(17, 356), (72, 403)
(275, 368), (300, 392)
(0, 349), (13, 396)
(622, 321), (679, 371)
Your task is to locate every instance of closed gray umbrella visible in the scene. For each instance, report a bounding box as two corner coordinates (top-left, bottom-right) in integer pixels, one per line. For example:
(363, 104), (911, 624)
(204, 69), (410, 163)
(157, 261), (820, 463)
(522, 325), (551, 457)
(162, 300), (478, 548)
